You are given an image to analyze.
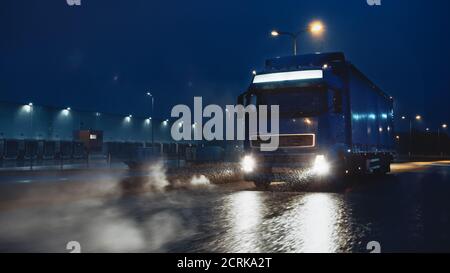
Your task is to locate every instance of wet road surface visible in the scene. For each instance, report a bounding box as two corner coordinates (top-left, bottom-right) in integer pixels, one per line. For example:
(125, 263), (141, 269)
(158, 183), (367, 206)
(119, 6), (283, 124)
(0, 161), (449, 253)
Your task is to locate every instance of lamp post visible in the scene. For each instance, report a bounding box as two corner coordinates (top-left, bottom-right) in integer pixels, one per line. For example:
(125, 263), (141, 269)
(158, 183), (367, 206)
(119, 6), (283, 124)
(28, 103), (33, 169)
(439, 123), (448, 158)
(403, 115), (422, 159)
(146, 92), (155, 155)
(27, 103), (34, 139)
(271, 20), (324, 56)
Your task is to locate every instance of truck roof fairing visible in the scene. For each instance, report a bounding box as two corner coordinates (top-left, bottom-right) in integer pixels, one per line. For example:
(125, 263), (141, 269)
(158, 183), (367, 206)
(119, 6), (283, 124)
(259, 52), (392, 101)
(252, 70), (323, 84)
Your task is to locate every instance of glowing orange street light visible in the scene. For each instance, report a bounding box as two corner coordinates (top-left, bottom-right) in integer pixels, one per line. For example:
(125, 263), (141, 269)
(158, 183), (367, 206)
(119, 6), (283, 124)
(309, 21), (325, 36)
(271, 20), (325, 56)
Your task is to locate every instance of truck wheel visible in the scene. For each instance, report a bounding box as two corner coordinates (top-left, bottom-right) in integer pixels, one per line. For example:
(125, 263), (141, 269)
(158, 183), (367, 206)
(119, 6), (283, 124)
(254, 180), (271, 190)
(383, 160), (391, 174)
(374, 160), (390, 176)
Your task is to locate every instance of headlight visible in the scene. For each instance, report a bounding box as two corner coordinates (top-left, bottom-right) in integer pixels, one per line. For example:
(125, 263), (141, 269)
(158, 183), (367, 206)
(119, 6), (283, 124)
(241, 155), (256, 173)
(312, 155), (330, 176)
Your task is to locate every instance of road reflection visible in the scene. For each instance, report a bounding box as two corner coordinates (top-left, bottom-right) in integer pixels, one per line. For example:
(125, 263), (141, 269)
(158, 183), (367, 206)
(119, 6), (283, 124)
(3, 161), (450, 252)
(220, 191), (351, 253)
(222, 191), (264, 252)
(293, 193), (343, 252)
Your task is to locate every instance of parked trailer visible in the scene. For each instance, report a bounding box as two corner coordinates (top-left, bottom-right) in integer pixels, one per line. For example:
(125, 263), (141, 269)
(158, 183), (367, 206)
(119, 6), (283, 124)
(4, 139), (20, 160)
(0, 139), (4, 160)
(239, 52), (395, 188)
(144, 142), (162, 155)
(123, 147), (160, 169)
(43, 141), (56, 160)
(105, 142), (120, 158)
(72, 141), (85, 159)
(24, 140), (38, 160)
(59, 141), (73, 159)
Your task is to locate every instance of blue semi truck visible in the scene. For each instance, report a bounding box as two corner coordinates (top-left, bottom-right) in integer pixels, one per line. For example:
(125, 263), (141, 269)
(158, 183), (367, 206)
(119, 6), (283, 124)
(239, 52), (395, 188)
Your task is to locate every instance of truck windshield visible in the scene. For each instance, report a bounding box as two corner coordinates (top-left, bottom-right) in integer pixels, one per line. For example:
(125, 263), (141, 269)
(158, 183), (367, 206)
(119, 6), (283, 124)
(255, 86), (327, 117)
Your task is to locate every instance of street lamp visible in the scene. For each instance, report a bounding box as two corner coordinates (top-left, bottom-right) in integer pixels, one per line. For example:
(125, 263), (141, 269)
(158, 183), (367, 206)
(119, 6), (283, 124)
(438, 123), (448, 157)
(309, 21), (324, 35)
(401, 114), (423, 158)
(62, 107), (71, 116)
(27, 103), (34, 139)
(271, 20), (325, 56)
(146, 92), (155, 155)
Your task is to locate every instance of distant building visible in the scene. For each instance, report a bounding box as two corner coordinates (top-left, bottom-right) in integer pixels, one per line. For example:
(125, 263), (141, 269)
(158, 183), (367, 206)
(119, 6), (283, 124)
(0, 100), (172, 142)
(0, 100), (242, 162)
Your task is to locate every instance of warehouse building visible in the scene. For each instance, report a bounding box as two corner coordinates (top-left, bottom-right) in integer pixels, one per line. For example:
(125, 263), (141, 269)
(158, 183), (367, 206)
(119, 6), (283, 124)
(0, 100), (187, 161)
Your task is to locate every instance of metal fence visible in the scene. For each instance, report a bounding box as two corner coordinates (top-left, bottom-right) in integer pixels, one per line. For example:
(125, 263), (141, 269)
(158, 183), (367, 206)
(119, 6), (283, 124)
(0, 138), (243, 170)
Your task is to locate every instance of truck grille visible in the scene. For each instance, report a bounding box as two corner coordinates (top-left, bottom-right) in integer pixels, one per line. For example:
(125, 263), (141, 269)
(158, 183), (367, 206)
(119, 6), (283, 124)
(251, 134), (315, 148)
(259, 154), (316, 165)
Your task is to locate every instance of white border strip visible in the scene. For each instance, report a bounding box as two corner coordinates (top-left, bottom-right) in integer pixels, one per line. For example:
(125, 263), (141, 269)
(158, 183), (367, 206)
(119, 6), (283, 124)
(253, 70), (323, 84)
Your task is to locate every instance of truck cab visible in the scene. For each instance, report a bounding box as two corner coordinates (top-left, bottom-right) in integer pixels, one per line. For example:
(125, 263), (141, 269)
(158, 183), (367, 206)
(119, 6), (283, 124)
(239, 52), (395, 188)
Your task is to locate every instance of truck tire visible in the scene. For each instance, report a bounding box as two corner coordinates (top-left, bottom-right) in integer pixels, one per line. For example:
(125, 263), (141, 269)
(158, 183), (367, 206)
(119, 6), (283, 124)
(254, 180), (271, 189)
(383, 160), (391, 174)
(374, 159), (390, 176)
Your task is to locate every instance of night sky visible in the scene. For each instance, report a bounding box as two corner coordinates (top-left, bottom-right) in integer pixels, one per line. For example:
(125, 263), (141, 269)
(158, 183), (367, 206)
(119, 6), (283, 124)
(1, 0), (450, 130)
